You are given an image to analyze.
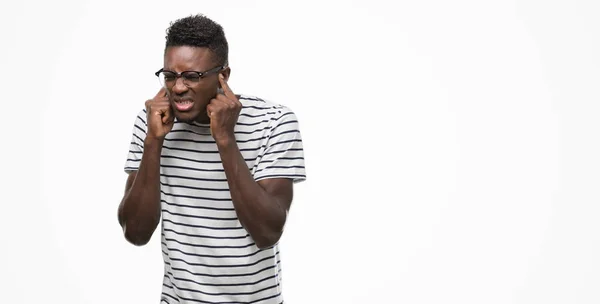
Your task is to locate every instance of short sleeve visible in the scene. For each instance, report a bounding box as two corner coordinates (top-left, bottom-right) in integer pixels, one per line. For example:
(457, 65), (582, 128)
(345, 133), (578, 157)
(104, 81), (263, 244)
(124, 109), (148, 173)
(253, 107), (307, 183)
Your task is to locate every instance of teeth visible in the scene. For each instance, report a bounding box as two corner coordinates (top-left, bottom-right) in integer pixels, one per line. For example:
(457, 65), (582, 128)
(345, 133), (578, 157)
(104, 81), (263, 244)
(177, 100), (192, 104)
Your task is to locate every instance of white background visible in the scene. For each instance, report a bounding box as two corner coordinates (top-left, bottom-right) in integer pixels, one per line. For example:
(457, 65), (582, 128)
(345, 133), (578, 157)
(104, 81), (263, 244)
(1, 0), (599, 303)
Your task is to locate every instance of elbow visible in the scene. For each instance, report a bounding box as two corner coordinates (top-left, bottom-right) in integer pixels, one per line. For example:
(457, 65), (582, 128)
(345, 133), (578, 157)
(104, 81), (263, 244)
(254, 231), (283, 249)
(118, 202), (160, 246)
(245, 211), (288, 249)
(124, 229), (152, 246)
(122, 220), (158, 246)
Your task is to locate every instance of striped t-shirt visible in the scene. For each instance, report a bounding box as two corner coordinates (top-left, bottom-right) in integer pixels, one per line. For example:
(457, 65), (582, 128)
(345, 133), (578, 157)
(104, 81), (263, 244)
(124, 95), (306, 303)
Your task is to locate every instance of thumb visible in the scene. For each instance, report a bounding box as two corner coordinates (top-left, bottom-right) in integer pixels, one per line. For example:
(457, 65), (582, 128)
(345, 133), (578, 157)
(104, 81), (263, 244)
(161, 106), (173, 124)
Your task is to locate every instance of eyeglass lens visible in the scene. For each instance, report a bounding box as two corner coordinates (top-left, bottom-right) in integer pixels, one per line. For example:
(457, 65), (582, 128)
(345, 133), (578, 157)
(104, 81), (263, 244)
(158, 72), (201, 87)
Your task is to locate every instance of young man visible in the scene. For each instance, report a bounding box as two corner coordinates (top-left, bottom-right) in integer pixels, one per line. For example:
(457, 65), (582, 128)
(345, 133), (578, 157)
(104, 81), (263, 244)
(118, 14), (306, 303)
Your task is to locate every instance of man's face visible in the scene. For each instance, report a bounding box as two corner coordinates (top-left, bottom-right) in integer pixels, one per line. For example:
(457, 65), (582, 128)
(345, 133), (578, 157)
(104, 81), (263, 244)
(163, 46), (227, 123)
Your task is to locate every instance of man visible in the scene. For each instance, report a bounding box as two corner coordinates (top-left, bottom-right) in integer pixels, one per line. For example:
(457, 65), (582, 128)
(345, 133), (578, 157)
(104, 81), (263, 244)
(118, 14), (306, 303)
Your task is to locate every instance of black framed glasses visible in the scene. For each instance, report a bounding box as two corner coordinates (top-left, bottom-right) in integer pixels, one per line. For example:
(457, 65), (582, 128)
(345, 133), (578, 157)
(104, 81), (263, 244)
(154, 66), (224, 88)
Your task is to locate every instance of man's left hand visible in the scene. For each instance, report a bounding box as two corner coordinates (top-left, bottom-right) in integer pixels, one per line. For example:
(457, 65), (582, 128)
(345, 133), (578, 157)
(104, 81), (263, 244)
(207, 73), (242, 145)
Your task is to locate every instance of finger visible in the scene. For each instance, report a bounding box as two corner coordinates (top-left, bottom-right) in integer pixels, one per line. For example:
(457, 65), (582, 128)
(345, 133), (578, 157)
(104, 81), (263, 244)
(210, 101), (224, 115)
(216, 94), (236, 107)
(210, 95), (228, 108)
(163, 105), (174, 124)
(209, 98), (230, 116)
(207, 103), (215, 118)
(154, 86), (167, 99)
(217, 87), (241, 108)
(165, 115), (175, 125)
(150, 101), (169, 112)
(218, 73), (236, 100)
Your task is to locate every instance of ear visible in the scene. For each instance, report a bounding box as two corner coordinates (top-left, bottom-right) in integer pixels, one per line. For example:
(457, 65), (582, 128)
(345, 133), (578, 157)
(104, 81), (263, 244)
(220, 66), (231, 82)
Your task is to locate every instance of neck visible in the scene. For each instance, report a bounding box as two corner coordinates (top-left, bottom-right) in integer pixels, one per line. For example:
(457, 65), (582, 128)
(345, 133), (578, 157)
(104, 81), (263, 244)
(195, 112), (211, 124)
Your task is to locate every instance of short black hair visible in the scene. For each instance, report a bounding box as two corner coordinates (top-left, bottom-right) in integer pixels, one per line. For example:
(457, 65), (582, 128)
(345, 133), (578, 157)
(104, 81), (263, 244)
(165, 14), (229, 66)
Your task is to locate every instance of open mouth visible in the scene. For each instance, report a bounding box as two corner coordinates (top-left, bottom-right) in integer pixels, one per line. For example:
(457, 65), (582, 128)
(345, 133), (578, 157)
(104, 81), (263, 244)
(174, 99), (194, 111)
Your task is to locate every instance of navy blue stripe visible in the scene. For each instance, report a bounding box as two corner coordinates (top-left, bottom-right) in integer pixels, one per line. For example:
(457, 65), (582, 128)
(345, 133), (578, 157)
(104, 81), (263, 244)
(164, 137), (215, 144)
(242, 105), (272, 110)
(168, 129), (211, 136)
(136, 115), (147, 126)
(263, 148), (303, 156)
(254, 165), (305, 175)
(163, 283), (173, 290)
(161, 224), (244, 243)
(163, 144), (266, 154)
(270, 129), (299, 141)
(162, 144), (219, 154)
(161, 220), (245, 231)
(162, 233), (255, 249)
(162, 209), (238, 221)
(165, 287), (185, 304)
(161, 173), (228, 182)
(258, 157), (304, 164)
(239, 96), (265, 103)
(161, 199), (234, 211)
(162, 241), (271, 258)
(161, 190), (231, 202)
(263, 165), (305, 169)
(161, 164), (225, 173)
(161, 292), (178, 302)
(274, 112), (294, 122)
(134, 124), (145, 134)
(255, 174), (305, 180)
(168, 279), (279, 297)
(166, 270), (278, 288)
(164, 235), (254, 248)
(164, 291), (281, 304)
(234, 125), (272, 135)
(236, 135), (267, 144)
(165, 251), (276, 268)
(161, 154), (258, 164)
(160, 182), (230, 192)
(270, 120), (298, 133)
(166, 261), (278, 278)
(267, 139), (302, 148)
(236, 117), (277, 126)
(163, 229), (247, 241)
(239, 111), (277, 118)
(161, 242), (268, 259)
(250, 293), (282, 304)
(132, 133), (144, 143)
(163, 217), (244, 232)
(164, 134), (267, 145)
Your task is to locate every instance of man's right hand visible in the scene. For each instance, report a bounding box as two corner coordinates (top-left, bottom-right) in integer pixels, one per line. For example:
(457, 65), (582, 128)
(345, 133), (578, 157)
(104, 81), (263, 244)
(145, 87), (174, 140)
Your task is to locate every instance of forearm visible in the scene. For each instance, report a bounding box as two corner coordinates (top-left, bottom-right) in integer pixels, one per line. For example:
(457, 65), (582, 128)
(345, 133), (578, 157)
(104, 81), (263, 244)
(119, 137), (164, 245)
(217, 139), (287, 248)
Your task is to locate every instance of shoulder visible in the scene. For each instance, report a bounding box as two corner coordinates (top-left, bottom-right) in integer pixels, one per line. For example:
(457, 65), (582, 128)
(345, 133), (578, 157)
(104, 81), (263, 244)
(130, 108), (148, 130)
(135, 108), (147, 120)
(238, 94), (298, 122)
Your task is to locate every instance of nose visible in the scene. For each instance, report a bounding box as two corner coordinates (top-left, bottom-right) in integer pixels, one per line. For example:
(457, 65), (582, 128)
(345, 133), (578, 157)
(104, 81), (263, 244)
(171, 76), (188, 94)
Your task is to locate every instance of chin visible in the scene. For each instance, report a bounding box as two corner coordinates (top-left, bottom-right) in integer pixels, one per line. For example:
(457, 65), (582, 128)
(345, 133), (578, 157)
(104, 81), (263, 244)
(174, 111), (199, 123)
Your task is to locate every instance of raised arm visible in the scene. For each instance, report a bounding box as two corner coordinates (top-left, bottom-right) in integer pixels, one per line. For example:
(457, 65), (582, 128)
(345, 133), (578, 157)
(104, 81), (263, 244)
(207, 74), (304, 248)
(118, 88), (174, 246)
